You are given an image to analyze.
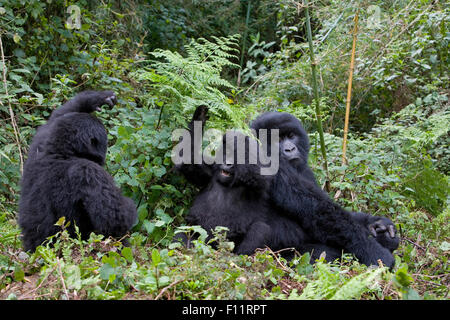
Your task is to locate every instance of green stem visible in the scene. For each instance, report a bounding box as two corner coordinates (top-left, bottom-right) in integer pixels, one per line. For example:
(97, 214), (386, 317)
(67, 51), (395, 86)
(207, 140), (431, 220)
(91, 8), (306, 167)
(240, 0), (252, 68)
(304, 0), (330, 191)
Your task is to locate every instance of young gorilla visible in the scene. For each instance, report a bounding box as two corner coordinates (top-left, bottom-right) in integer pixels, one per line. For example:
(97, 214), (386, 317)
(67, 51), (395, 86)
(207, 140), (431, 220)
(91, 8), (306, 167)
(250, 112), (400, 266)
(182, 130), (340, 258)
(18, 91), (137, 252)
(26, 90), (117, 163)
(175, 106), (342, 260)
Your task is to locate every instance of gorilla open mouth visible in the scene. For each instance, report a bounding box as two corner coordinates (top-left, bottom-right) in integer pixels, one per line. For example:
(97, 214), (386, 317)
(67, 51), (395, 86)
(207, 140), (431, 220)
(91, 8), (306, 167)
(221, 170), (232, 177)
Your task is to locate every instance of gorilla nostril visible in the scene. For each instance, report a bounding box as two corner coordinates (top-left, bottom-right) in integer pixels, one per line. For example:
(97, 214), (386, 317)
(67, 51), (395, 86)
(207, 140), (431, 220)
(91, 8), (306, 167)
(284, 146), (296, 153)
(223, 163), (234, 169)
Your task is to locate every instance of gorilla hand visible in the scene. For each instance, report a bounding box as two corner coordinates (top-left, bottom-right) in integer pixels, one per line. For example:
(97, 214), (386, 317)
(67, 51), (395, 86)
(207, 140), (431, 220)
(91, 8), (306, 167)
(368, 217), (399, 252)
(49, 90), (117, 121)
(82, 90), (117, 111)
(192, 105), (209, 126)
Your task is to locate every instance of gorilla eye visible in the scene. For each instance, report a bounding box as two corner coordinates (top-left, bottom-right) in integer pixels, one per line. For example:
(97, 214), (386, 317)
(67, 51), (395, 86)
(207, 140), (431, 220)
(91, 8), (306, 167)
(287, 132), (295, 139)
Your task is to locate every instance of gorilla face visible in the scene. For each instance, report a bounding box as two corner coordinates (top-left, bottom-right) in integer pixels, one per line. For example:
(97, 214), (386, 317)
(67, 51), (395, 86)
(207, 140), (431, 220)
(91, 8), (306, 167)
(213, 131), (267, 190)
(251, 112), (310, 169)
(45, 113), (108, 165)
(280, 131), (302, 160)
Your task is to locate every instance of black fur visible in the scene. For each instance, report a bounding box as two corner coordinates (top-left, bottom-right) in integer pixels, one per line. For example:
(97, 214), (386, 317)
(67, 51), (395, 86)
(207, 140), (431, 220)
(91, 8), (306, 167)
(181, 130), (342, 259)
(27, 90), (117, 163)
(251, 111), (399, 267)
(174, 105), (213, 188)
(176, 107), (342, 261)
(18, 91), (136, 252)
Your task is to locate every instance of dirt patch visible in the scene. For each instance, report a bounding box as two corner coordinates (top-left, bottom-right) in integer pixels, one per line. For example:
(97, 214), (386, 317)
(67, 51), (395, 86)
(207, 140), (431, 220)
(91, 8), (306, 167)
(0, 273), (41, 300)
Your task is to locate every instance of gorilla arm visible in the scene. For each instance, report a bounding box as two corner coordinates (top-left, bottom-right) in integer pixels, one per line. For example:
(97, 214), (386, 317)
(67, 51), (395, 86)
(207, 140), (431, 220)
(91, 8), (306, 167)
(349, 212), (399, 252)
(49, 90), (117, 120)
(176, 105), (213, 188)
(272, 169), (395, 268)
(68, 161), (137, 238)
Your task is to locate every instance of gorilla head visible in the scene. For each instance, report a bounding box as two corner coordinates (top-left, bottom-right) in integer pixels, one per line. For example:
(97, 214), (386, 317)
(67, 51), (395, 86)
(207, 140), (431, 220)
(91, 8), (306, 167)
(45, 113), (108, 165)
(213, 130), (267, 190)
(251, 111), (315, 182)
(251, 112), (310, 168)
(27, 90), (116, 164)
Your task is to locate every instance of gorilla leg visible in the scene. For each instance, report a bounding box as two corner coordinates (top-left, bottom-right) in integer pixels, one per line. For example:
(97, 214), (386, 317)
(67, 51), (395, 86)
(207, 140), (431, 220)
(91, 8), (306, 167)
(68, 161), (137, 238)
(300, 244), (343, 263)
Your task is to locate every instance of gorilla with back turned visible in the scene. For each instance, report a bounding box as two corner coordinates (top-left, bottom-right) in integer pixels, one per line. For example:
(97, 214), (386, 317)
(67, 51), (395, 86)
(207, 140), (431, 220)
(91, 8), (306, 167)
(18, 91), (137, 252)
(250, 112), (400, 266)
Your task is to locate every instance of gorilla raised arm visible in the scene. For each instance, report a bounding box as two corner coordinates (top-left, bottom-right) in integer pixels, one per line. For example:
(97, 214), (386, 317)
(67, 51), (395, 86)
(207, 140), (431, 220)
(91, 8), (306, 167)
(18, 92), (136, 252)
(251, 112), (399, 267)
(174, 105), (214, 188)
(27, 90), (117, 162)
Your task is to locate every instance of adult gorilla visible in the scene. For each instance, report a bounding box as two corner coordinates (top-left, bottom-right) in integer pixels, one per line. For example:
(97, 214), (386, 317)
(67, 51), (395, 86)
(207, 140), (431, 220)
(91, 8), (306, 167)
(18, 91), (137, 252)
(250, 112), (400, 266)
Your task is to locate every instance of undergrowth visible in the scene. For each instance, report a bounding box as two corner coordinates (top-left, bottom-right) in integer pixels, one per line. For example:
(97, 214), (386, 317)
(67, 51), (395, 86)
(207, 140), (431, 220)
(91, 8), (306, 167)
(0, 0), (448, 300)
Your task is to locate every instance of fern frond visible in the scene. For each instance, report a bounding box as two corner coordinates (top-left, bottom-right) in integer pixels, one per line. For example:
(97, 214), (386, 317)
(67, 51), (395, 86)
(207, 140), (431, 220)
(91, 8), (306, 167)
(133, 34), (241, 125)
(331, 267), (386, 300)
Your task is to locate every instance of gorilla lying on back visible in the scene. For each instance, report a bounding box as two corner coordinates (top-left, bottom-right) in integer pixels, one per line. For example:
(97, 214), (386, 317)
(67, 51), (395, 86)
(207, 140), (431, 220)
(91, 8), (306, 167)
(251, 112), (400, 266)
(18, 91), (137, 252)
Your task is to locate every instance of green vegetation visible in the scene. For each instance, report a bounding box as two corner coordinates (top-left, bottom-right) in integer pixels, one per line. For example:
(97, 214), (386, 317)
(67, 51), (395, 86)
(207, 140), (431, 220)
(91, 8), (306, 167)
(0, 0), (448, 300)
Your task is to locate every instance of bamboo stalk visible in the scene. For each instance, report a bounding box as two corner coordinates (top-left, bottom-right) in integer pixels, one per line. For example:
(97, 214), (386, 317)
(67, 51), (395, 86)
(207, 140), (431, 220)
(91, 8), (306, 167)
(0, 35), (24, 174)
(342, 10), (359, 165)
(240, 0), (252, 69)
(304, 0), (330, 192)
(238, 0), (252, 87)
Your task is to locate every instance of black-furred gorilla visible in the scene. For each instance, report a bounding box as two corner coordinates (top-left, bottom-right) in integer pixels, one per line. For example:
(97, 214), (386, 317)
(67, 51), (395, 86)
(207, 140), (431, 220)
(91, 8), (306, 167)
(18, 91), (137, 252)
(175, 107), (342, 259)
(185, 131), (307, 255)
(250, 112), (399, 266)
(26, 90), (117, 163)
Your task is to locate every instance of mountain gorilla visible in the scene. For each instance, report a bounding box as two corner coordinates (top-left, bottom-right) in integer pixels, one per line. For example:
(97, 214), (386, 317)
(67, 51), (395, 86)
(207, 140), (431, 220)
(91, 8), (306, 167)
(175, 106), (343, 259)
(18, 91), (137, 252)
(184, 131), (303, 254)
(26, 90), (117, 163)
(250, 112), (399, 266)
